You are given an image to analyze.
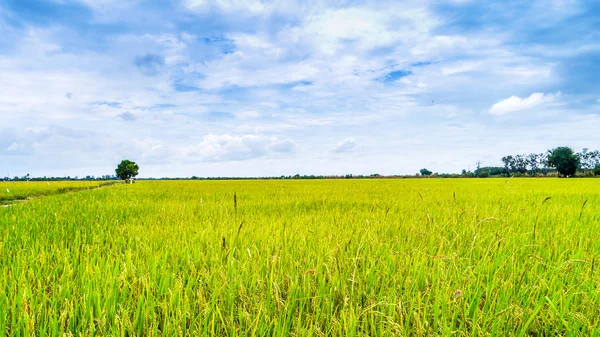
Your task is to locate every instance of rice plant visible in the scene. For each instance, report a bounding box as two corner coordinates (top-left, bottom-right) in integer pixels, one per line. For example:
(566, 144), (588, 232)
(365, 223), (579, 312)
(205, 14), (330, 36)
(0, 178), (599, 335)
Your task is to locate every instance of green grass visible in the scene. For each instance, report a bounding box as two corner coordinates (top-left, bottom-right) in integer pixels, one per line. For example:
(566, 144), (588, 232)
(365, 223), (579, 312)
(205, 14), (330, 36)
(0, 181), (115, 204)
(0, 178), (599, 335)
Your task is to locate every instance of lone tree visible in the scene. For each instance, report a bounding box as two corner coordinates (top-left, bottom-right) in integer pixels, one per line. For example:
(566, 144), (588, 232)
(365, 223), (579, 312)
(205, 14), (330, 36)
(420, 168), (432, 176)
(115, 159), (139, 182)
(547, 147), (579, 177)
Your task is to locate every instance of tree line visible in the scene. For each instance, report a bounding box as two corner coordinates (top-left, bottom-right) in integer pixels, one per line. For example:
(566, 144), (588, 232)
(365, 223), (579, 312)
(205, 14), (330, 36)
(421, 146), (600, 178)
(2, 174), (117, 182)
(3, 147), (600, 181)
(499, 147), (599, 176)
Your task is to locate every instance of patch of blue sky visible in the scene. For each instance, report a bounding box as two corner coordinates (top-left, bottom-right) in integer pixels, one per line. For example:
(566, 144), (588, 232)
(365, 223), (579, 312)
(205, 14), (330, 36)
(2, 0), (93, 27)
(134, 53), (165, 76)
(411, 61), (432, 67)
(92, 101), (122, 108)
(151, 104), (177, 109)
(202, 36), (236, 54)
(379, 70), (413, 83)
(205, 111), (235, 120)
(173, 81), (201, 93)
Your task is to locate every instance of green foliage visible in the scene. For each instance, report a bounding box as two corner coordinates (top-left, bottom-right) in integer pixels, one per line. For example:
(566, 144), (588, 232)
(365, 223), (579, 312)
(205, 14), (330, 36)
(476, 170), (489, 178)
(461, 169), (475, 177)
(475, 166), (505, 177)
(595, 164), (600, 176)
(420, 168), (432, 176)
(115, 159), (139, 181)
(547, 147), (580, 177)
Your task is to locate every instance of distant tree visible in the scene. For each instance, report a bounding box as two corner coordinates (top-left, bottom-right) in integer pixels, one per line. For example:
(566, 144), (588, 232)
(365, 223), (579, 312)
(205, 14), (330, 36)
(578, 148), (593, 172)
(420, 168), (432, 176)
(547, 147), (579, 177)
(590, 150), (600, 168)
(476, 166), (505, 176)
(514, 154), (527, 173)
(115, 159), (140, 182)
(476, 170), (489, 178)
(538, 152), (548, 169)
(461, 169), (474, 177)
(595, 164), (600, 176)
(527, 153), (539, 175)
(579, 148), (600, 172)
(501, 156), (513, 175)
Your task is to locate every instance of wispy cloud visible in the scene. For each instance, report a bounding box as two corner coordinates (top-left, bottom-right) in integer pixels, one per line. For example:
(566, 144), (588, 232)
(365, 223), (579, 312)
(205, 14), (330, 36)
(332, 138), (357, 154)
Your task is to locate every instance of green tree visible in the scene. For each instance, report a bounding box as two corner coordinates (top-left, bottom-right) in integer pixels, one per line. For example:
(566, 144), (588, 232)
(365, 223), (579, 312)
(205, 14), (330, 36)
(594, 164), (600, 176)
(115, 159), (139, 182)
(420, 168), (432, 176)
(477, 170), (489, 178)
(547, 147), (579, 177)
(501, 155), (513, 175)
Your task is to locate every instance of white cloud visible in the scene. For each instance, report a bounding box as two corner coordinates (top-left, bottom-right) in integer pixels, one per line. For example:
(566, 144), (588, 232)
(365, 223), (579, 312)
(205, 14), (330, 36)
(184, 0), (266, 14)
(131, 139), (171, 164)
(269, 139), (296, 153)
(331, 138), (357, 154)
(184, 134), (295, 162)
(5, 142), (31, 155)
(489, 92), (559, 115)
(2, 1), (600, 177)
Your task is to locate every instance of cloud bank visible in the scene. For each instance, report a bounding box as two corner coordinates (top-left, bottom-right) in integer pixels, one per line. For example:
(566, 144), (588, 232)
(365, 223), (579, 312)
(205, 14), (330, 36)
(0, 0), (599, 177)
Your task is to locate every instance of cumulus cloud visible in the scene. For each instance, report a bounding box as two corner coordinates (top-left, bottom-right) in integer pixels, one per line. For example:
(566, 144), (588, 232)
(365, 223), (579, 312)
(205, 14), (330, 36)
(488, 92), (559, 115)
(331, 138), (357, 154)
(132, 138), (170, 163)
(0, 126), (90, 156)
(184, 134), (295, 162)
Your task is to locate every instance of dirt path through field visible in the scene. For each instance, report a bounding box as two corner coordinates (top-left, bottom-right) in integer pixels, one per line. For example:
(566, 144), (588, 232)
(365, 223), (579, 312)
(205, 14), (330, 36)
(1, 182), (120, 207)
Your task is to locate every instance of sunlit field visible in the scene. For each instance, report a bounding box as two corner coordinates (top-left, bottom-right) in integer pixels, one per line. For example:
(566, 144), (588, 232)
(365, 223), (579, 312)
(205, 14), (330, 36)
(0, 179), (599, 335)
(0, 181), (114, 204)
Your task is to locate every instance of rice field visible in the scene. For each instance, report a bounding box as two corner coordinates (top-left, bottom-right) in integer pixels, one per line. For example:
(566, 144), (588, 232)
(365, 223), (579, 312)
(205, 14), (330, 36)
(0, 181), (113, 204)
(0, 178), (599, 335)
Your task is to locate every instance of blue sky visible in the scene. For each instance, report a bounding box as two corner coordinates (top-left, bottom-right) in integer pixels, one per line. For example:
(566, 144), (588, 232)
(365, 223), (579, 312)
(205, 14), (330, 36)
(1, 0), (599, 177)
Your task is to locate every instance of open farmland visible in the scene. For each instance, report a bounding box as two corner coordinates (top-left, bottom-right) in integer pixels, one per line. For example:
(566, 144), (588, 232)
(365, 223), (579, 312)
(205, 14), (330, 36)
(0, 181), (114, 204)
(0, 179), (599, 335)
